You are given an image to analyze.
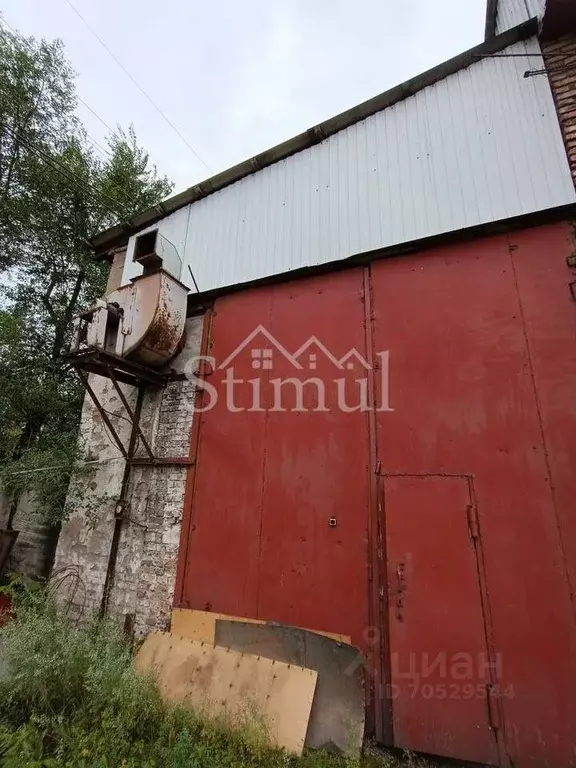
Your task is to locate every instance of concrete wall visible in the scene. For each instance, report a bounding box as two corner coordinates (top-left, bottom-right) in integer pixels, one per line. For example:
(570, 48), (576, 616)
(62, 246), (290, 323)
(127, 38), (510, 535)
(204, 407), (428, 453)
(0, 491), (56, 580)
(53, 315), (203, 634)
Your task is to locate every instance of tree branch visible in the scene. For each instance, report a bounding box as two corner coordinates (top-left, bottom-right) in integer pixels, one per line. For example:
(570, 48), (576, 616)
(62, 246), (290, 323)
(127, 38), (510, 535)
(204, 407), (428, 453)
(51, 268), (85, 360)
(41, 274), (59, 325)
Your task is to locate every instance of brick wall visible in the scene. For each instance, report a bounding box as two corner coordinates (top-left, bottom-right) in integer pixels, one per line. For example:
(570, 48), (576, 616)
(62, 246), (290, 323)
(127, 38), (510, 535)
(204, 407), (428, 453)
(544, 35), (576, 185)
(53, 315), (204, 634)
(105, 247), (127, 294)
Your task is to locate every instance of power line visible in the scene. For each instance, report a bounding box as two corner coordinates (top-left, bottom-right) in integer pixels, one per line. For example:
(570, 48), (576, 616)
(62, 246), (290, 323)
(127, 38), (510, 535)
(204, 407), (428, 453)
(61, 0), (214, 175)
(0, 20), (151, 223)
(0, 120), (126, 218)
(86, 132), (111, 159)
(18, 130), (125, 214)
(2, 18), (116, 150)
(77, 95), (113, 133)
(2, 456), (125, 476)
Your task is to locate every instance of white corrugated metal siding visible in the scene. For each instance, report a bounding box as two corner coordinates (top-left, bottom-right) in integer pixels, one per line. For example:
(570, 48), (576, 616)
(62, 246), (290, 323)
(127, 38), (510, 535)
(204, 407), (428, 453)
(495, 0), (545, 34)
(122, 37), (575, 294)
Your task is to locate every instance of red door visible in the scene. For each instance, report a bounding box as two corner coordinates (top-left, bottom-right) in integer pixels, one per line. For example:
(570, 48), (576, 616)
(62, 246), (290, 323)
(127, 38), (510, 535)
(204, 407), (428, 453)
(383, 475), (500, 765)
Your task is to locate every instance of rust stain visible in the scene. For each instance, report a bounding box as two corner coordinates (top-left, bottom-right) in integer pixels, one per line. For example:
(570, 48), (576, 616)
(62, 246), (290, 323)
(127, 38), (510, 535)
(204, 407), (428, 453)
(144, 300), (182, 355)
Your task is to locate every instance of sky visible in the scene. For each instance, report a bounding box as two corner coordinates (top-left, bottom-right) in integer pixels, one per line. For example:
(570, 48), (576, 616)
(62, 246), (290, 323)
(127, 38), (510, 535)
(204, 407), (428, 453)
(4, 0), (487, 195)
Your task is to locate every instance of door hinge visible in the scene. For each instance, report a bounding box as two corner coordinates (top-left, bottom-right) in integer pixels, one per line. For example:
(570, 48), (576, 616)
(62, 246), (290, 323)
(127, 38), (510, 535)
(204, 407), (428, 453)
(467, 504), (479, 540)
(486, 684), (501, 731)
(367, 562), (373, 583)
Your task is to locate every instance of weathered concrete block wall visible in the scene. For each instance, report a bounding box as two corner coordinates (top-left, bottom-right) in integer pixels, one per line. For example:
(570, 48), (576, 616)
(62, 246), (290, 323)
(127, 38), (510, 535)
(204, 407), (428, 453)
(544, 35), (576, 185)
(0, 491), (56, 580)
(53, 315), (203, 634)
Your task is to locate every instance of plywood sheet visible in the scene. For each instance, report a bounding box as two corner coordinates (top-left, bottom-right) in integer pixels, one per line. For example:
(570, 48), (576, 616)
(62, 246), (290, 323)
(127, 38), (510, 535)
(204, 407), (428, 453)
(135, 632), (317, 755)
(171, 608), (350, 645)
(171, 608), (264, 644)
(215, 620), (365, 757)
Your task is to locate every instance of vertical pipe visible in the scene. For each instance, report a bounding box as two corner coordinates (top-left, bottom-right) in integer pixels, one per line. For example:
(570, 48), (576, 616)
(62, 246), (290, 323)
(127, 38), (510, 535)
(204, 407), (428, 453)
(99, 386), (145, 618)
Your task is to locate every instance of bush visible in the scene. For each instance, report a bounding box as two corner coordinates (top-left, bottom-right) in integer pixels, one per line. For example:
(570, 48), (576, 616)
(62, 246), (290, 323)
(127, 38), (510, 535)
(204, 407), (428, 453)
(0, 595), (427, 767)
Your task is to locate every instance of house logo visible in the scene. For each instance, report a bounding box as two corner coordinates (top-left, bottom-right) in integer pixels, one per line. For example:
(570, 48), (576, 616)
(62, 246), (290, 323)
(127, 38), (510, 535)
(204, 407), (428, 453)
(187, 325), (392, 414)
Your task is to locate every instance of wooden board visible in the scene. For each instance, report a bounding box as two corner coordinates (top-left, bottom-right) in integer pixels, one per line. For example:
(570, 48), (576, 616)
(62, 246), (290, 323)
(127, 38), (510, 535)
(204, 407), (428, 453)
(135, 632), (318, 755)
(215, 620), (365, 757)
(171, 608), (264, 644)
(171, 608), (351, 645)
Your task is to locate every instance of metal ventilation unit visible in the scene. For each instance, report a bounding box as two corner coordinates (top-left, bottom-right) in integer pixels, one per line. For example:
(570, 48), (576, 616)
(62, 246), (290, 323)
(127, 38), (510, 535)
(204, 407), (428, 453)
(63, 229), (192, 469)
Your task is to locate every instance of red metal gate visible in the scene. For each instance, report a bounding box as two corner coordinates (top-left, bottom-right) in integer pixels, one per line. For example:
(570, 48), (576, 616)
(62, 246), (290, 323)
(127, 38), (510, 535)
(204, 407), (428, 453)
(176, 270), (371, 643)
(369, 224), (576, 767)
(176, 221), (576, 767)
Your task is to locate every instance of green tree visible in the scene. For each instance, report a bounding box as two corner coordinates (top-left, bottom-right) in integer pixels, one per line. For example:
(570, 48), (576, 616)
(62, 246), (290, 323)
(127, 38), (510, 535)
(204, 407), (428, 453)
(0, 21), (173, 546)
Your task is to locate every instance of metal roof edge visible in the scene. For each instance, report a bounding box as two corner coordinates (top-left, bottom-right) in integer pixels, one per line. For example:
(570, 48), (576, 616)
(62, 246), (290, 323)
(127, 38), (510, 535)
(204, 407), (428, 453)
(485, 0), (498, 39)
(91, 18), (538, 257)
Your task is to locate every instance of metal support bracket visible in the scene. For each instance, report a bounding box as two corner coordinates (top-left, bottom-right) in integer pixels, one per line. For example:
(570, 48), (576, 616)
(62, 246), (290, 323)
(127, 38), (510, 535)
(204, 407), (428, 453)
(106, 368), (155, 461)
(76, 369), (129, 459)
(70, 353), (193, 468)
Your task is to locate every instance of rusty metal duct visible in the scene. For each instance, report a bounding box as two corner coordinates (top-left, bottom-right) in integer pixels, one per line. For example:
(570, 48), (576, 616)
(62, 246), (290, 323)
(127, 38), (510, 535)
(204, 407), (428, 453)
(105, 271), (188, 366)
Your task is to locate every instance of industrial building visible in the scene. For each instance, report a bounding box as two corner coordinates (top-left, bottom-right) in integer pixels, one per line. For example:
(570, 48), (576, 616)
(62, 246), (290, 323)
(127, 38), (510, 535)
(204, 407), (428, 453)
(47, 0), (576, 764)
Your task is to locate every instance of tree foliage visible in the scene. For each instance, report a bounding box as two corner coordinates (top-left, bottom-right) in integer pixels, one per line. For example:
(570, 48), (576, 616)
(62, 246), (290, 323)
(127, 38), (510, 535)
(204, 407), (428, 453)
(0, 21), (173, 527)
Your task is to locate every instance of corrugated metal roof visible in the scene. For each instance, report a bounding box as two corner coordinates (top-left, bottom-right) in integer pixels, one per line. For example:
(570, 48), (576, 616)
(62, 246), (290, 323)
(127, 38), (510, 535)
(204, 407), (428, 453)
(120, 37), (575, 294)
(495, 0), (545, 34)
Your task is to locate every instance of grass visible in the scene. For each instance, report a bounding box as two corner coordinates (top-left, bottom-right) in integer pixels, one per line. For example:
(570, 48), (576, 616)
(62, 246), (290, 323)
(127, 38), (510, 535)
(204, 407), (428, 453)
(0, 594), (431, 768)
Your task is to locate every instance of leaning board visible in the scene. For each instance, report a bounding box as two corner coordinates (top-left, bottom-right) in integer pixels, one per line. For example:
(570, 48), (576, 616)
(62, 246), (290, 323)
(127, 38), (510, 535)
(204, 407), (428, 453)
(171, 608), (351, 645)
(214, 620), (365, 757)
(135, 632), (318, 755)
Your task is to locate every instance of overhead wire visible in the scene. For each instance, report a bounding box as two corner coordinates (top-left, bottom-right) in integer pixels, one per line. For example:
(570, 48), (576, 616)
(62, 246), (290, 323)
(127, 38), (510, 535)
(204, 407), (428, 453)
(1, 16), (189, 218)
(2, 456), (125, 476)
(61, 0), (214, 175)
(85, 133), (111, 160)
(2, 17), (129, 188)
(0, 120), (128, 218)
(76, 95), (113, 133)
(2, 17), (115, 143)
(1, 18), (129, 214)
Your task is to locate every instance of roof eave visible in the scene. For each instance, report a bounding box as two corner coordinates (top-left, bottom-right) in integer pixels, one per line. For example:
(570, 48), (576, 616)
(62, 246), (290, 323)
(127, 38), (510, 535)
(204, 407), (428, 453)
(91, 17), (538, 257)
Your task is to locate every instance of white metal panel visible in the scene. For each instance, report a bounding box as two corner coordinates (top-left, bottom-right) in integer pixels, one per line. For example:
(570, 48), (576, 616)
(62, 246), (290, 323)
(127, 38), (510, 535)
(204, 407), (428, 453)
(495, 0), (545, 34)
(121, 37), (575, 295)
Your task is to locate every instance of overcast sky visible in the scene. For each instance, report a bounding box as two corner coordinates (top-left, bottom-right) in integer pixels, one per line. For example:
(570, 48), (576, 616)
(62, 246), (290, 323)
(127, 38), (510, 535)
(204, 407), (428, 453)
(5, 0), (487, 194)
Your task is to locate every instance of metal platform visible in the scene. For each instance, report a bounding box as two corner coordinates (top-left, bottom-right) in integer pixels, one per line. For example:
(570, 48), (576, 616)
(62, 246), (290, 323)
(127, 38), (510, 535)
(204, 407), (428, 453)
(63, 346), (192, 468)
(63, 347), (183, 388)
